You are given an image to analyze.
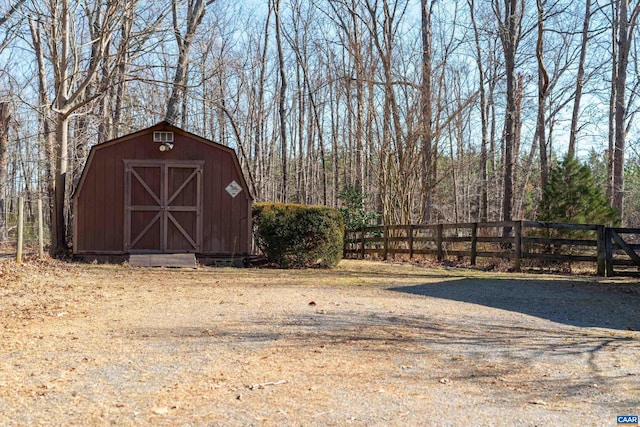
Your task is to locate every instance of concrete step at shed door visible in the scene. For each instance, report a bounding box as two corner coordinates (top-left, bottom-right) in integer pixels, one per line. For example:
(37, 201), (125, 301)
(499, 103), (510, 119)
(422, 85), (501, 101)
(128, 253), (197, 268)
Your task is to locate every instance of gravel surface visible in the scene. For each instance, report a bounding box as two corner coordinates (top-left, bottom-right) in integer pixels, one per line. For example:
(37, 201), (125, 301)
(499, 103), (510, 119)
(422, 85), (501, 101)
(0, 258), (639, 426)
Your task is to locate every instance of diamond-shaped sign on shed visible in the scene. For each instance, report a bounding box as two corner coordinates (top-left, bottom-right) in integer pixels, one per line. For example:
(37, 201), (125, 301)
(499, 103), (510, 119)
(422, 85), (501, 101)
(225, 180), (243, 198)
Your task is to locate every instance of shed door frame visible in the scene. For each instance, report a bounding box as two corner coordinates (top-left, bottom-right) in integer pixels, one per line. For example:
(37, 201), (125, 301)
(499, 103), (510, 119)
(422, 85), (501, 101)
(124, 160), (204, 253)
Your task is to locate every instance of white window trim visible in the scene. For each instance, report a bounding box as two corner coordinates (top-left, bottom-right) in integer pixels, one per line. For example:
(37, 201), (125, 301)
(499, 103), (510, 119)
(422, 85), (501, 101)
(153, 131), (174, 143)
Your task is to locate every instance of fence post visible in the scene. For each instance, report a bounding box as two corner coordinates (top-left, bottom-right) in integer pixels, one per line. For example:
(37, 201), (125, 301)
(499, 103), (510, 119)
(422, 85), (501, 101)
(596, 225), (606, 276)
(383, 225), (389, 260)
(343, 229), (347, 259)
(38, 199), (44, 259)
(436, 223), (443, 261)
(514, 220), (522, 271)
(408, 224), (414, 259)
(16, 196), (24, 263)
(605, 227), (614, 277)
(471, 222), (478, 265)
(360, 226), (365, 259)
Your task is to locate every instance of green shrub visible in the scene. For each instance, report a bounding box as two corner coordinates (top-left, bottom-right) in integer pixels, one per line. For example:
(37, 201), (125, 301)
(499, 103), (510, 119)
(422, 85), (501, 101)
(252, 202), (344, 268)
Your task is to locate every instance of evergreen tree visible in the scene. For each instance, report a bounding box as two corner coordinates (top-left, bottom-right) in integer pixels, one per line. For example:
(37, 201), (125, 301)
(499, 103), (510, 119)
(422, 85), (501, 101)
(337, 186), (380, 231)
(623, 157), (640, 227)
(539, 156), (619, 225)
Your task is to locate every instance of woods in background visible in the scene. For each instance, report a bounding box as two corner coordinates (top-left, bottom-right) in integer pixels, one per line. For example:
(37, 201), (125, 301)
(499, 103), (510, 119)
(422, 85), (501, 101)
(1, 0), (640, 254)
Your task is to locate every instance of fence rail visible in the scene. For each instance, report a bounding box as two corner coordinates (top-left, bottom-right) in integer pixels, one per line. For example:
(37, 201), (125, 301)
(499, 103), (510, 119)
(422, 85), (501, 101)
(344, 221), (640, 277)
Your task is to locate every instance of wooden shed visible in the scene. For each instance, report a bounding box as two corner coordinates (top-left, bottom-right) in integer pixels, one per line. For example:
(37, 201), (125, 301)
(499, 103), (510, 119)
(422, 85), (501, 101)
(72, 122), (253, 265)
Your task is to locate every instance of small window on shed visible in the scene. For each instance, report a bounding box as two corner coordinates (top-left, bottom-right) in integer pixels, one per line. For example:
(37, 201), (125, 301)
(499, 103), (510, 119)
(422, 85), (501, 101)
(153, 131), (174, 143)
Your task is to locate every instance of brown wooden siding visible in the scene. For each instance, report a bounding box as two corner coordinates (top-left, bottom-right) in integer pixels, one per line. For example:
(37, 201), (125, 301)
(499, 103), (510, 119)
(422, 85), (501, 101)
(73, 123), (252, 256)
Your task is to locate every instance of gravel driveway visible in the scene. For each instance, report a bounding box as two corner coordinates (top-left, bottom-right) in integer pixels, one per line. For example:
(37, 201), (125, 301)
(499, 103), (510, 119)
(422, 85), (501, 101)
(0, 259), (638, 426)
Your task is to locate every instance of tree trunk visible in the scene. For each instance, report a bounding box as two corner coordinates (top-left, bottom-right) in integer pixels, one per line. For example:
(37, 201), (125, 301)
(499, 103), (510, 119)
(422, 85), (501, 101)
(420, 0), (434, 223)
(295, 61), (305, 203)
(0, 102), (10, 241)
(536, 0), (549, 188)
(607, 1), (618, 204)
(252, 5), (271, 201)
(52, 114), (69, 254)
(352, 9), (365, 194)
(29, 16), (55, 240)
(611, 0), (640, 218)
(165, 0), (208, 125)
(469, 0), (488, 222)
(568, 0), (591, 158)
(112, 2), (135, 139)
(51, 0), (71, 255)
(274, 0), (288, 202)
(496, 0), (523, 229)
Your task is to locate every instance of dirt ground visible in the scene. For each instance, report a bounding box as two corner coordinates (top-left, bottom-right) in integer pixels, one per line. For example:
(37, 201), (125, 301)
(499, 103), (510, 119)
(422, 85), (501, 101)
(0, 257), (639, 426)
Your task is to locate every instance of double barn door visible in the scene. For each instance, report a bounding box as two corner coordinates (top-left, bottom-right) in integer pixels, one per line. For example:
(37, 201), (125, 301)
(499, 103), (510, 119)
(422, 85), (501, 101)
(124, 160), (203, 253)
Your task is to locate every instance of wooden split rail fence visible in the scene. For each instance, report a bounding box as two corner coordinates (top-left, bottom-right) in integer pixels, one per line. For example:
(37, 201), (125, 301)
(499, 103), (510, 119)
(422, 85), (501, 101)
(343, 221), (640, 277)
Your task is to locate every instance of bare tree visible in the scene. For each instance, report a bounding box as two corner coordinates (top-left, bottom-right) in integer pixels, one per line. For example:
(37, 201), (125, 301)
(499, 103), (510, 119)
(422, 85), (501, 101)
(283, 1), (328, 205)
(610, 0), (640, 217)
(273, 0), (289, 202)
(28, 0), (133, 254)
(165, 0), (216, 125)
(252, 5), (273, 201)
(325, 0), (370, 204)
(420, 0), (434, 223)
(0, 1), (25, 240)
(363, 0), (407, 223)
(568, 0), (591, 158)
(468, 0), (489, 222)
(535, 0), (550, 188)
(28, 16), (55, 233)
(5, 0), (640, 242)
(0, 0), (26, 51)
(0, 101), (9, 241)
(493, 0), (524, 226)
